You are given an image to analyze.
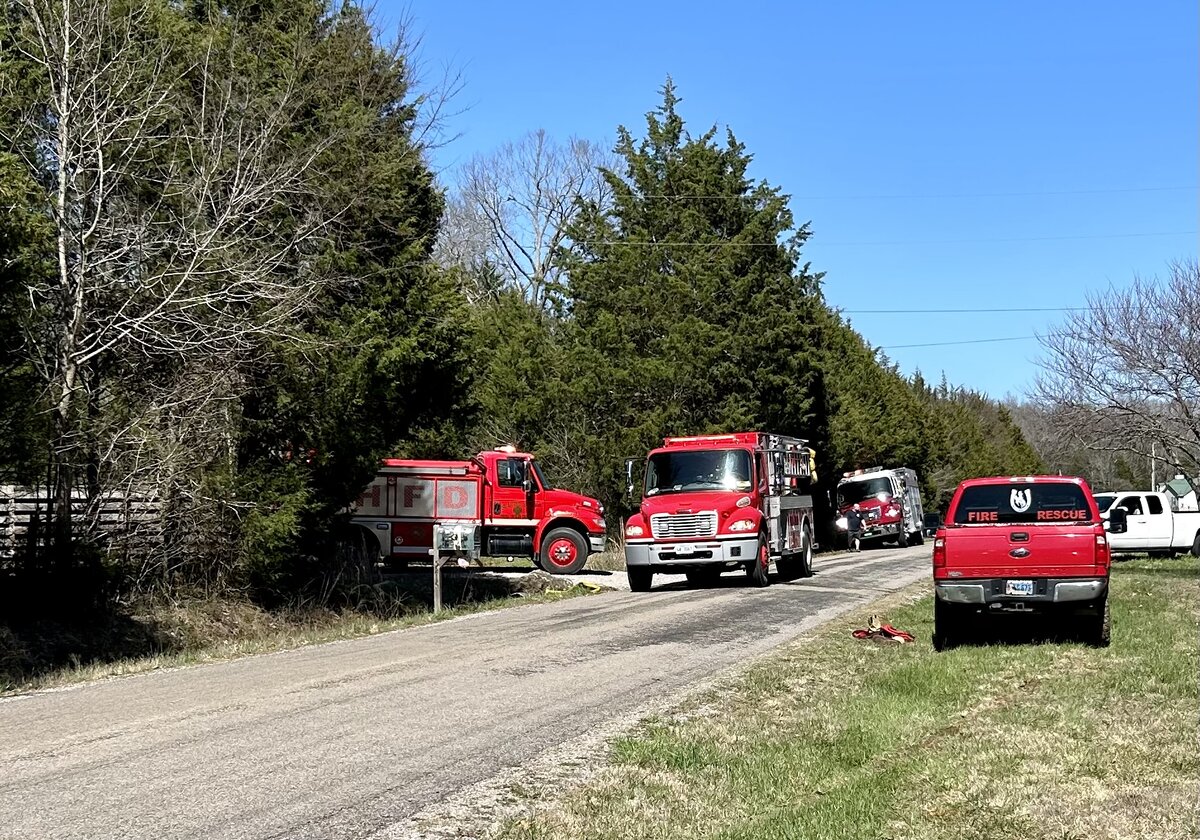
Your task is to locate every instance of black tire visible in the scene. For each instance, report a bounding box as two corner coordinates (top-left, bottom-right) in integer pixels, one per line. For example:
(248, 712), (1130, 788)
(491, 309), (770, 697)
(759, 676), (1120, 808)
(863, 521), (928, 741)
(685, 568), (722, 588)
(933, 597), (959, 651)
(628, 566), (653, 592)
(911, 530), (925, 546)
(746, 532), (771, 588)
(896, 528), (909, 548)
(539, 527), (589, 574)
(1088, 595), (1111, 648)
(1192, 531), (1200, 558)
(793, 526), (814, 578)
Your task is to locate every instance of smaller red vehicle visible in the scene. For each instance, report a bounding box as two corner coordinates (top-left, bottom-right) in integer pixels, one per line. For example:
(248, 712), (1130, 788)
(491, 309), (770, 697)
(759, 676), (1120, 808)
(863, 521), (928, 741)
(932, 475), (1127, 650)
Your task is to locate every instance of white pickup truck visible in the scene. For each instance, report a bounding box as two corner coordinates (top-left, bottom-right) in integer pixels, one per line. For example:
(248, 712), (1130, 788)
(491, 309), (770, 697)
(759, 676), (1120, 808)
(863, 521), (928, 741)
(1094, 491), (1200, 557)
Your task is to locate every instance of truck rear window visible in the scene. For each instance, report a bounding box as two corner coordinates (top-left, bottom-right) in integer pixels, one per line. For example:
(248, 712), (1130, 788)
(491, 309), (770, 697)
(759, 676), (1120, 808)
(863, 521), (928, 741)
(952, 483), (1094, 525)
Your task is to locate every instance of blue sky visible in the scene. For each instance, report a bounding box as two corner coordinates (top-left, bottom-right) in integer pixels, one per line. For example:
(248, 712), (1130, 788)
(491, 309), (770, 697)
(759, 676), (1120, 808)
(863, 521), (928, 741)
(381, 1), (1197, 399)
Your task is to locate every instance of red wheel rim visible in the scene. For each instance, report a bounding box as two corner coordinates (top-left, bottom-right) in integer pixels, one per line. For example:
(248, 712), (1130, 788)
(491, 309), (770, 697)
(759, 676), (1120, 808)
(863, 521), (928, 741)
(547, 537), (578, 568)
(759, 541), (769, 567)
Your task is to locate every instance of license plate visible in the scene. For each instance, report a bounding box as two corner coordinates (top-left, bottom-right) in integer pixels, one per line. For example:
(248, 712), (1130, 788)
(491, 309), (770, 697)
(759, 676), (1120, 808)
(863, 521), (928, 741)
(1005, 579), (1034, 596)
(673, 544), (695, 556)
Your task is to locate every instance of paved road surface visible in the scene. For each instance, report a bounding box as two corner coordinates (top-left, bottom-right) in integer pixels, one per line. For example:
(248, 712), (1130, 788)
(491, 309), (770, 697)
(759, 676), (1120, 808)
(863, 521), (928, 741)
(0, 545), (931, 840)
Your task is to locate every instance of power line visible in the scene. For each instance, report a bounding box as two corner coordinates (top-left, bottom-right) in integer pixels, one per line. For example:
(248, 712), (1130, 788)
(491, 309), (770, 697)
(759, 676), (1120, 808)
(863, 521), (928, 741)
(881, 335), (1050, 350)
(816, 231), (1195, 246)
(844, 306), (1088, 314)
(618, 186), (1197, 200)
(577, 230), (1194, 247)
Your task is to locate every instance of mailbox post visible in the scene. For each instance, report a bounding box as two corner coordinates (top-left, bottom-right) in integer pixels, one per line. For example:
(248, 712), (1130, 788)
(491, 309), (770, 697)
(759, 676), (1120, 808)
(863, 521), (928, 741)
(430, 522), (481, 614)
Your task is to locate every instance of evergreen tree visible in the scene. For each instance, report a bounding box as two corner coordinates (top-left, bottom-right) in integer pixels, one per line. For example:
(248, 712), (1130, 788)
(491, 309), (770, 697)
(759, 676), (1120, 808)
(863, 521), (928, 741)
(565, 81), (824, 509)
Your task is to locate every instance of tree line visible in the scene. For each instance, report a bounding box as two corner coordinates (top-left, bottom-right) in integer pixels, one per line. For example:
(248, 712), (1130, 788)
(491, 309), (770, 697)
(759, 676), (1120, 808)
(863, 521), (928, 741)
(0, 1), (1046, 610)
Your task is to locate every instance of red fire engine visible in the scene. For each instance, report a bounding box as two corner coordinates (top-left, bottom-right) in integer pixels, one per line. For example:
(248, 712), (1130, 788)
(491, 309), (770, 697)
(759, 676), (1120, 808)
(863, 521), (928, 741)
(350, 446), (606, 574)
(623, 433), (817, 591)
(836, 466), (925, 548)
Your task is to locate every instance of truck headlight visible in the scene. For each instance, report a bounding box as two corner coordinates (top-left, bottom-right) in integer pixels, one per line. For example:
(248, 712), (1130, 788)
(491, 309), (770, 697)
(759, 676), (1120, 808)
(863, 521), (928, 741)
(728, 519), (756, 532)
(625, 524), (644, 537)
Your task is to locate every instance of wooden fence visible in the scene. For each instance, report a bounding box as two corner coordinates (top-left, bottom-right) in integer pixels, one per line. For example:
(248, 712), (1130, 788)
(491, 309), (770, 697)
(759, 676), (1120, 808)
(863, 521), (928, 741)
(0, 486), (162, 562)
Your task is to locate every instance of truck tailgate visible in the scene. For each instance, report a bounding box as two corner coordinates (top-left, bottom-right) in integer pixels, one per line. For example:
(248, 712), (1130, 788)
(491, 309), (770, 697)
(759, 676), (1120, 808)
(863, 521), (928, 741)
(945, 525), (1100, 578)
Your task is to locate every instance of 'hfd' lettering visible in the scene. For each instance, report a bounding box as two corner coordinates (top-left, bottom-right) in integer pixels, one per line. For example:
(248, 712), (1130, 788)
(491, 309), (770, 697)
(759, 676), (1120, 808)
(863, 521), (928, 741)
(441, 485), (468, 511)
(403, 485), (423, 508)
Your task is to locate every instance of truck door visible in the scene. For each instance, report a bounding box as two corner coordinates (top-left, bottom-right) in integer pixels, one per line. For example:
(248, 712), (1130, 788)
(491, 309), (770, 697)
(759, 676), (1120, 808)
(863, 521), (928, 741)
(492, 457), (536, 523)
(1143, 494), (1173, 549)
(1113, 494), (1148, 548)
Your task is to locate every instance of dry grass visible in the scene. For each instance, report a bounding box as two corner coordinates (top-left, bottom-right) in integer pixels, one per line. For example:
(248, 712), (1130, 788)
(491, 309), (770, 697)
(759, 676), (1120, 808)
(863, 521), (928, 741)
(1, 573), (603, 695)
(585, 548), (627, 572)
(501, 556), (1200, 840)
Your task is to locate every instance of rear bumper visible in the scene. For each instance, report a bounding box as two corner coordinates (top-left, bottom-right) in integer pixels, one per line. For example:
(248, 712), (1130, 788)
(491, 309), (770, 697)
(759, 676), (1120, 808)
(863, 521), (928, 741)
(936, 577), (1107, 605)
(625, 537), (758, 568)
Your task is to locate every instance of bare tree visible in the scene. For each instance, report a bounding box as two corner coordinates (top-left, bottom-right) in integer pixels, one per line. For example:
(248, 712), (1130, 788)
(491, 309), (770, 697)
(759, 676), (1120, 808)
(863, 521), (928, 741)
(1033, 259), (1200, 483)
(1006, 399), (1151, 489)
(437, 130), (614, 310)
(5, 0), (339, 560)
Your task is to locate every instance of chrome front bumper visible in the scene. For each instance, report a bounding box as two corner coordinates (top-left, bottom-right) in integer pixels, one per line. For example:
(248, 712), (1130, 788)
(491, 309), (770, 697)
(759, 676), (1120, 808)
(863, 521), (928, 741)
(589, 534), (606, 553)
(625, 537), (759, 567)
(861, 522), (901, 538)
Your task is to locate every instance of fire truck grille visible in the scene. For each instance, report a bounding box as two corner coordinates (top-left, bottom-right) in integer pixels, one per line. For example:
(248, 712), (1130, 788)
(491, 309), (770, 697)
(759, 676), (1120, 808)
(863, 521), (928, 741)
(650, 512), (718, 539)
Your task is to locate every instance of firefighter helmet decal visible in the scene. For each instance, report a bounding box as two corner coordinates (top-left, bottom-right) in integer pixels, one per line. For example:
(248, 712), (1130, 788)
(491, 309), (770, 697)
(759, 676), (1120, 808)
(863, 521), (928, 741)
(1010, 488), (1032, 512)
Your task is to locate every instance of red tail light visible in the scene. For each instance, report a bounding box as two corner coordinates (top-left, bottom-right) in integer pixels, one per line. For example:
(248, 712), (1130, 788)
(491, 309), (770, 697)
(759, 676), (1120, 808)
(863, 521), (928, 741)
(1095, 533), (1110, 571)
(932, 536), (946, 568)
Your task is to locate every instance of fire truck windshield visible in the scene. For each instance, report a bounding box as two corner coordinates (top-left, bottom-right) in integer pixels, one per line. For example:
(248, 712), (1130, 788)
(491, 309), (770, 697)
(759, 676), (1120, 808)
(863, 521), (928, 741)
(838, 476), (892, 506)
(645, 449), (752, 496)
(531, 460), (554, 491)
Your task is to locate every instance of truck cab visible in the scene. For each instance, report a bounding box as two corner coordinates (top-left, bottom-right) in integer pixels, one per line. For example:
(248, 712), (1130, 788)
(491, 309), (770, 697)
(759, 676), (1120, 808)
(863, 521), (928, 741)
(836, 467), (924, 548)
(351, 447), (607, 574)
(623, 433), (816, 591)
(1093, 491), (1200, 557)
(932, 475), (1125, 649)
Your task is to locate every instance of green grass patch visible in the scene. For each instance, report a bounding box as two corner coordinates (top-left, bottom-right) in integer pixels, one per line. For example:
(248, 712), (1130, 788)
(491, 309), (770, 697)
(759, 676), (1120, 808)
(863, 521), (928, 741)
(503, 556), (1200, 840)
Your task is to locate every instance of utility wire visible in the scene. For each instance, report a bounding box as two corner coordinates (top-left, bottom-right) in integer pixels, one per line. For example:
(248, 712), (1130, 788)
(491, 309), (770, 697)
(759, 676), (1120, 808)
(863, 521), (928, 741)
(817, 231), (1195, 246)
(576, 230), (1194, 247)
(616, 186), (1196, 200)
(844, 306), (1088, 314)
(881, 335), (1053, 349)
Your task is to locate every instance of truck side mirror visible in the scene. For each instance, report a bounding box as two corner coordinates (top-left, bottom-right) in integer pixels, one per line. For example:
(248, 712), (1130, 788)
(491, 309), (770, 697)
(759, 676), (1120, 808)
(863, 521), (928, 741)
(1106, 507), (1127, 534)
(624, 458), (636, 498)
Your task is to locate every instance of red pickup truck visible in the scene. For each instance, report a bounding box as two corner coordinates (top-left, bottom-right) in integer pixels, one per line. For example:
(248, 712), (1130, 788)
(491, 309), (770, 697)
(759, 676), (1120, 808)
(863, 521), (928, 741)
(932, 475), (1127, 650)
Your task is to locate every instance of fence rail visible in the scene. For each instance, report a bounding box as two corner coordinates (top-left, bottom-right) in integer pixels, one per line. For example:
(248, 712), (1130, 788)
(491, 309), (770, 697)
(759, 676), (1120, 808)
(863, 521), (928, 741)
(0, 486), (162, 561)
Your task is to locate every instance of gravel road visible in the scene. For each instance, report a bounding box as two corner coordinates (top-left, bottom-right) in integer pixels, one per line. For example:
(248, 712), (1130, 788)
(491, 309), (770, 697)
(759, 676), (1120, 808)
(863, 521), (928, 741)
(0, 544), (931, 840)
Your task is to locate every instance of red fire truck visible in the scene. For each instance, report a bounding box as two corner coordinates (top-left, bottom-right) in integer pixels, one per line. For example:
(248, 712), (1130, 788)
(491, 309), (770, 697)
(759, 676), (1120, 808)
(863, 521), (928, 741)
(836, 466), (925, 548)
(350, 446), (606, 574)
(623, 433), (817, 591)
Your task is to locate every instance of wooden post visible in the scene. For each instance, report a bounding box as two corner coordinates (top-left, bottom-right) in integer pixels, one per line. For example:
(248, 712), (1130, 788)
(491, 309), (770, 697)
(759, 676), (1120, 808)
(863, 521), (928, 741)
(432, 523), (443, 614)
